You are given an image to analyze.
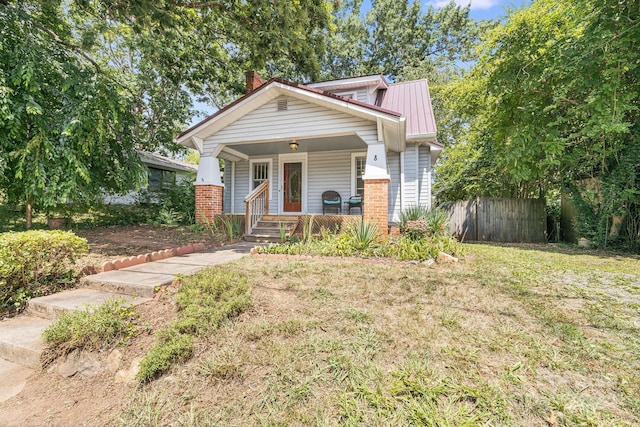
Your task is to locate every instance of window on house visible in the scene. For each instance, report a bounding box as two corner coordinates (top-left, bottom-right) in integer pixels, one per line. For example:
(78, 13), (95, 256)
(148, 167), (176, 191)
(354, 156), (366, 196)
(252, 162), (269, 189)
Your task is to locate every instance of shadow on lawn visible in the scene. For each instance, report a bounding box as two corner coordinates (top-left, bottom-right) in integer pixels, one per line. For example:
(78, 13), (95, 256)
(463, 240), (640, 260)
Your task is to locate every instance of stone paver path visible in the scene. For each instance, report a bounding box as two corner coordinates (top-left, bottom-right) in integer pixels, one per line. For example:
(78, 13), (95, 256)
(0, 242), (255, 403)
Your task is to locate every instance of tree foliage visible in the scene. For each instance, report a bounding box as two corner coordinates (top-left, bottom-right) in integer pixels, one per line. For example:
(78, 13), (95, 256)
(0, 0), (331, 220)
(435, 0), (640, 250)
(320, 0), (484, 82)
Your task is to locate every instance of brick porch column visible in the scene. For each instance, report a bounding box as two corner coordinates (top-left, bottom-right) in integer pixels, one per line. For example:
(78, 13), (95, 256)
(364, 178), (389, 235)
(195, 155), (223, 224)
(195, 185), (223, 224)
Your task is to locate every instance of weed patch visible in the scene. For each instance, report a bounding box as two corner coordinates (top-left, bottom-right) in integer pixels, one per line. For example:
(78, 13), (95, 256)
(41, 298), (136, 366)
(137, 267), (251, 382)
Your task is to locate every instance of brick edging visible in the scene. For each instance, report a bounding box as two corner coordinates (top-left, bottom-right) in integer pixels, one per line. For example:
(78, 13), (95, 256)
(96, 243), (207, 273)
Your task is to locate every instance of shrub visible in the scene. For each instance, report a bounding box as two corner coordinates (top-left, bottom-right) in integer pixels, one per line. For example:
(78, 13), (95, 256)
(41, 298), (137, 366)
(0, 230), (89, 313)
(391, 235), (464, 261)
(399, 205), (450, 239)
(399, 204), (431, 230)
(425, 207), (450, 237)
(137, 268), (251, 382)
(403, 219), (430, 240)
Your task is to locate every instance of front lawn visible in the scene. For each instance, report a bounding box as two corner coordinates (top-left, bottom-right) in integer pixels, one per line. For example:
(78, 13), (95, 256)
(118, 243), (640, 426)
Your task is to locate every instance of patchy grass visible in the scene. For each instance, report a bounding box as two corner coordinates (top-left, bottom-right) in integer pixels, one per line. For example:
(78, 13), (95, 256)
(118, 244), (640, 426)
(136, 268), (251, 383)
(41, 298), (137, 366)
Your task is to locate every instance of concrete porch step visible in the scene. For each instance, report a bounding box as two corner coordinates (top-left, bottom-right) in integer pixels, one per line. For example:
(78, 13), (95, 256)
(255, 220), (298, 228)
(0, 316), (52, 368)
(262, 215), (300, 222)
(27, 288), (152, 321)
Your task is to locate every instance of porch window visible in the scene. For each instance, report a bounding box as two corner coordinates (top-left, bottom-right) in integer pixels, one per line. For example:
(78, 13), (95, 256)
(249, 158), (273, 199)
(351, 153), (366, 196)
(252, 163), (269, 188)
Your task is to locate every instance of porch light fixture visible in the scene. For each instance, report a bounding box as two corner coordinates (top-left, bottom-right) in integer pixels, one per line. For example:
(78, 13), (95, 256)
(289, 140), (299, 151)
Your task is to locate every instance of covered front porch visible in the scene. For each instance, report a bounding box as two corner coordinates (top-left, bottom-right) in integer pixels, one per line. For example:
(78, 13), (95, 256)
(195, 133), (393, 236)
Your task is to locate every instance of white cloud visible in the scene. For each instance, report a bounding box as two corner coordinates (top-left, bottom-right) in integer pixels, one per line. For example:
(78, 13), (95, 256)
(426, 0), (502, 10)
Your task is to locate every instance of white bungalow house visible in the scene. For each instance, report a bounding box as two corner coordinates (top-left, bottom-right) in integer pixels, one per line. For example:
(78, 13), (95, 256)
(176, 72), (441, 237)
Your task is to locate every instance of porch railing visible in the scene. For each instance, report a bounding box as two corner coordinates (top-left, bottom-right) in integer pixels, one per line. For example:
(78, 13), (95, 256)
(244, 180), (269, 235)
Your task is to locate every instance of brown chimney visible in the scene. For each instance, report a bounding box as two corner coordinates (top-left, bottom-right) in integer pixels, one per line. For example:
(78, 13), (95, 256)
(245, 71), (265, 93)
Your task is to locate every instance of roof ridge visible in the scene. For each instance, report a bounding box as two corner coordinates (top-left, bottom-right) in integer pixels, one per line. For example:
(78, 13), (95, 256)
(388, 79), (429, 86)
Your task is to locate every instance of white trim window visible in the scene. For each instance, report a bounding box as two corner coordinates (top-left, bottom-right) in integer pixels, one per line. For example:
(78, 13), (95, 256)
(249, 158), (273, 199)
(351, 152), (366, 196)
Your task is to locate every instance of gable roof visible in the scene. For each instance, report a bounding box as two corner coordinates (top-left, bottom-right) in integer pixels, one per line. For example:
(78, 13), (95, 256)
(176, 77), (401, 142)
(380, 80), (440, 145)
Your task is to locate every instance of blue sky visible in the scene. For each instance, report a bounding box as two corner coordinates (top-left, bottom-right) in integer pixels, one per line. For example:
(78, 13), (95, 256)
(362, 0), (529, 21)
(426, 0), (525, 21)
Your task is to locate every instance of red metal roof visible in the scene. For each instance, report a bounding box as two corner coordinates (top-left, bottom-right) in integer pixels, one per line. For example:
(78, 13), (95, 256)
(380, 80), (438, 139)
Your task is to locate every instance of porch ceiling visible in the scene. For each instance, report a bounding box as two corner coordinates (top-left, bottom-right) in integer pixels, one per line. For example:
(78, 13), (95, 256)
(221, 134), (367, 158)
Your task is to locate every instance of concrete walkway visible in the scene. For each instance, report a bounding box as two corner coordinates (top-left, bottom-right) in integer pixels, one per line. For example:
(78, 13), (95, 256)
(0, 242), (255, 403)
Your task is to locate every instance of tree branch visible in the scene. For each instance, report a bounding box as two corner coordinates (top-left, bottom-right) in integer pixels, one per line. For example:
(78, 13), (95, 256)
(30, 20), (103, 74)
(170, 1), (228, 9)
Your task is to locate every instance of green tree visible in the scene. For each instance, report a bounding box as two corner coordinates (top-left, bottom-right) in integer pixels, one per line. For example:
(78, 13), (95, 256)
(435, 0), (640, 250)
(320, 0), (484, 82)
(1, 0), (331, 226)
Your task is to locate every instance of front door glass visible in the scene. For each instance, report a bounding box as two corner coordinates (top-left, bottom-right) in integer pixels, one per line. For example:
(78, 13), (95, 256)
(283, 162), (302, 212)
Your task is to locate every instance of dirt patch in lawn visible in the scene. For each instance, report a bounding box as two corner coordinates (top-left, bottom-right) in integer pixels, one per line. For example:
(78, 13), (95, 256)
(74, 224), (224, 271)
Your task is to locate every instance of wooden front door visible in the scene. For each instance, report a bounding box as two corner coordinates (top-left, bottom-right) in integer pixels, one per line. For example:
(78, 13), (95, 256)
(283, 162), (302, 212)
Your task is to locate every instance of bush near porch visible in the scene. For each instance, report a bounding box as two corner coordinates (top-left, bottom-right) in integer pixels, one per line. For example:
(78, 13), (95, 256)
(259, 207), (463, 261)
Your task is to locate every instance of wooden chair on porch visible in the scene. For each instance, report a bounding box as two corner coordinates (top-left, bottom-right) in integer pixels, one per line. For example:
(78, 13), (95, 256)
(322, 191), (342, 214)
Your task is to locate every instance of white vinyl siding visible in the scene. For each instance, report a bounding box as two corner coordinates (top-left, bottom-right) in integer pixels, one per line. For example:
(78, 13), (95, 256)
(307, 151), (352, 214)
(402, 144), (419, 207)
(203, 97), (378, 152)
(388, 152), (401, 223)
(418, 145), (432, 208)
(231, 161), (249, 214)
(223, 160), (232, 214)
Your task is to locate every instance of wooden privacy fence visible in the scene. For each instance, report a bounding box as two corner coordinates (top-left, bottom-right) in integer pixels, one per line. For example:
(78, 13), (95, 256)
(445, 198), (546, 243)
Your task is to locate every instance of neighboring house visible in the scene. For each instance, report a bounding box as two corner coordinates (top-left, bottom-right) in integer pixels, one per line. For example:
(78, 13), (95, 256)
(176, 72), (442, 235)
(104, 151), (197, 204)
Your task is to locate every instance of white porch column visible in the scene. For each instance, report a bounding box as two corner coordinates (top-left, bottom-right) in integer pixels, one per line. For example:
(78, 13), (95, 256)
(196, 155), (223, 186)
